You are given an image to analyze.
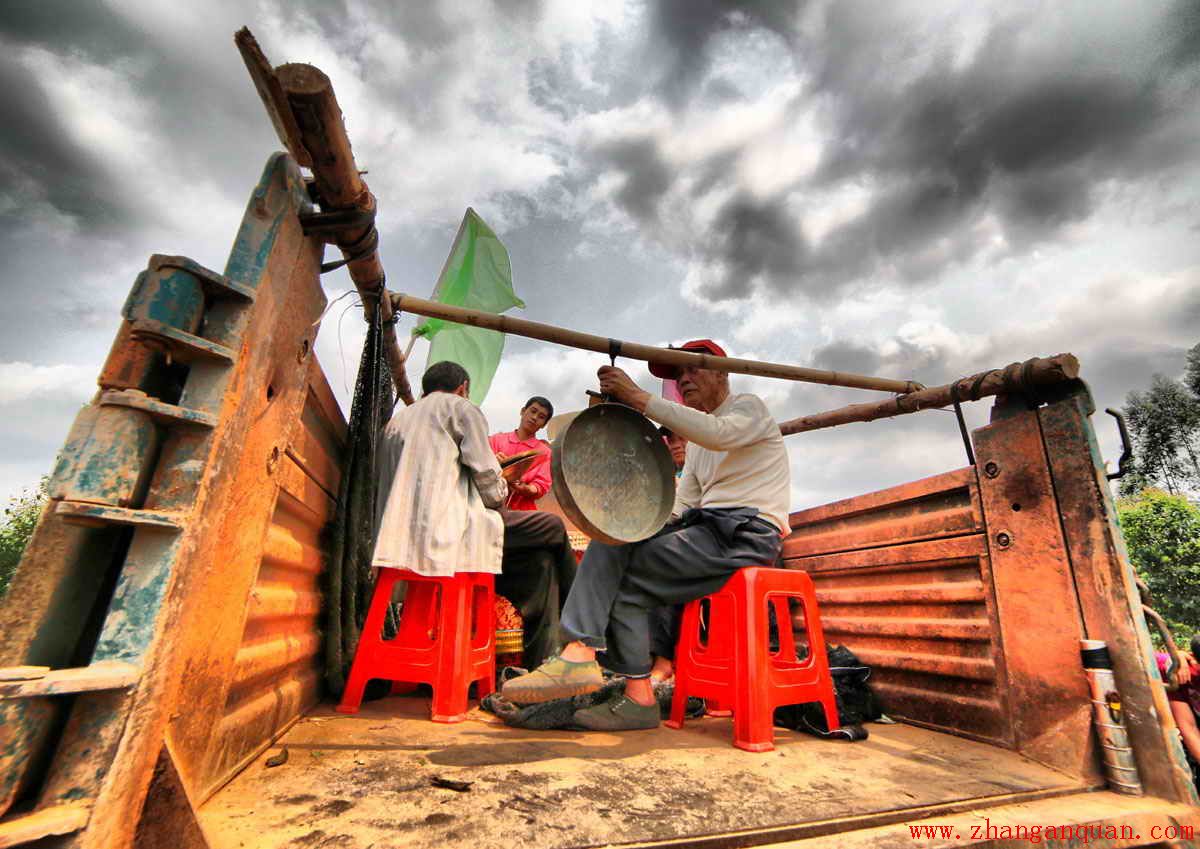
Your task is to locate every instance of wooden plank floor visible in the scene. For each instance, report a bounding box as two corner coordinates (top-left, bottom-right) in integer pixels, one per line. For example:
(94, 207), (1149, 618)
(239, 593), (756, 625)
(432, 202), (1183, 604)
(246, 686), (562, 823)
(199, 696), (1085, 849)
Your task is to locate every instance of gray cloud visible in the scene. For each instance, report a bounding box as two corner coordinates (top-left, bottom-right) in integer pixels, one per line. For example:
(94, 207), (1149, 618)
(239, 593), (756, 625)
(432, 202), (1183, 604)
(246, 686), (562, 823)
(647, 0), (801, 106)
(696, 195), (809, 299)
(598, 138), (674, 223)
(585, 1), (1200, 303)
(0, 53), (137, 230)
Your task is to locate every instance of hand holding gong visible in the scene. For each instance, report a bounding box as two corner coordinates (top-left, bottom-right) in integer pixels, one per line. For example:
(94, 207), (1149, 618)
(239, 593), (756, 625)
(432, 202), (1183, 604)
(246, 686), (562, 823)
(597, 365), (650, 412)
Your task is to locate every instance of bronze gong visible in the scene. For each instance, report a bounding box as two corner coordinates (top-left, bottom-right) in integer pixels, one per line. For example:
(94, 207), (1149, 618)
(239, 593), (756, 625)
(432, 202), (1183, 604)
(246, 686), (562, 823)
(550, 401), (676, 545)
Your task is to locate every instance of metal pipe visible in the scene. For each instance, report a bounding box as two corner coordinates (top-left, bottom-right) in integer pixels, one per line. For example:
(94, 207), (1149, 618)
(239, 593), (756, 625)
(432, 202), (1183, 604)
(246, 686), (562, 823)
(1080, 639), (1144, 796)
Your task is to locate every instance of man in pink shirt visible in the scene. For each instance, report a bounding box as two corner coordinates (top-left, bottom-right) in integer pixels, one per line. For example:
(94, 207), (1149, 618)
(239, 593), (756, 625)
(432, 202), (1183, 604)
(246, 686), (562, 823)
(489, 396), (553, 511)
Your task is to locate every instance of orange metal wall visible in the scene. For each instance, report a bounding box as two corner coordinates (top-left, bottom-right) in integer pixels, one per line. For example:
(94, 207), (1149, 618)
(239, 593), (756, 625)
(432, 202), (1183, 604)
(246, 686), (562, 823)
(784, 468), (1015, 747)
(201, 357), (345, 796)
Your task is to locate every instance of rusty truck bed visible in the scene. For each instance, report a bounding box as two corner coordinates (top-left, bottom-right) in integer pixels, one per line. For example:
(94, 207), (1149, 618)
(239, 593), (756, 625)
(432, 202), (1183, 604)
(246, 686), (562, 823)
(198, 697), (1087, 849)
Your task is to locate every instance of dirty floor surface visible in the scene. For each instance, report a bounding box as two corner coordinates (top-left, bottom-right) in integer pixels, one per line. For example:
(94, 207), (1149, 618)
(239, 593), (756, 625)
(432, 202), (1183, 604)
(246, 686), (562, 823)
(199, 696), (1083, 849)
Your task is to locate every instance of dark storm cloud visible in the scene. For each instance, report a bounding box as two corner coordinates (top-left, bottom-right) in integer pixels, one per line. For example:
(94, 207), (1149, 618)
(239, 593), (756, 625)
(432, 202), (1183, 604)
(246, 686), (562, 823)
(597, 137), (674, 223)
(0, 1), (278, 232)
(800, 21), (1195, 293)
(1163, 0), (1200, 70)
(592, 1), (1200, 303)
(648, 0), (801, 106)
(0, 53), (135, 229)
(0, 0), (145, 60)
(695, 195), (809, 299)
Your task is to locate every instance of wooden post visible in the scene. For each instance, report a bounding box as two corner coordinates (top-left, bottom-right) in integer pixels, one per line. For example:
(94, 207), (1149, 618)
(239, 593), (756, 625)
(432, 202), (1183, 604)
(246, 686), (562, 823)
(236, 32), (415, 406)
(390, 293), (923, 394)
(778, 355), (1080, 435)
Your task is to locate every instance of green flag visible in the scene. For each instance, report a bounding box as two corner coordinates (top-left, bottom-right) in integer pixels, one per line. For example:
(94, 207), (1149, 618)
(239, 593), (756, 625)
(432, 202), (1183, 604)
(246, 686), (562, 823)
(414, 208), (524, 404)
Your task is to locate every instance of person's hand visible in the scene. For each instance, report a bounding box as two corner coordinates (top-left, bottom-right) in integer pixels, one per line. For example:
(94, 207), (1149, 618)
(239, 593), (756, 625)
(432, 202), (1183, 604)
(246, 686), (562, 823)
(1174, 651), (1194, 685)
(495, 451), (509, 463)
(598, 365), (651, 411)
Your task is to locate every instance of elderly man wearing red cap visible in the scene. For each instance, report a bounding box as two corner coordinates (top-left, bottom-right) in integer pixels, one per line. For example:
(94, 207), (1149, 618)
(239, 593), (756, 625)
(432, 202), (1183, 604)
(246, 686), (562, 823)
(501, 339), (791, 730)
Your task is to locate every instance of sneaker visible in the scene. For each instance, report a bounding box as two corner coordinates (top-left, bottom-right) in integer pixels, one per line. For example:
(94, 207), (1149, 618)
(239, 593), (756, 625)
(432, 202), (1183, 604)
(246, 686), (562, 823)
(572, 693), (661, 731)
(499, 655), (604, 705)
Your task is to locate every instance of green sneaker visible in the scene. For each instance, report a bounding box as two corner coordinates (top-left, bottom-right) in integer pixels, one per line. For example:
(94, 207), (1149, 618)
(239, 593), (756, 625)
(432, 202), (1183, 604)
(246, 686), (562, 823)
(500, 656), (604, 704)
(572, 693), (660, 731)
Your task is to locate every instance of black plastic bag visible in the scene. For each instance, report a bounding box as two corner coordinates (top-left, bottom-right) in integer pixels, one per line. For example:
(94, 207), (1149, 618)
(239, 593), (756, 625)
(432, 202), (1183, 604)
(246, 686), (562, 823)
(774, 644), (879, 741)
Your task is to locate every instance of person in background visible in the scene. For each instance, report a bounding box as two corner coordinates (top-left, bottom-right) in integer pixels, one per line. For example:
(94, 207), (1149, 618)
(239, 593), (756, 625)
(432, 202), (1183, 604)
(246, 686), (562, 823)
(1158, 637), (1200, 789)
(659, 425), (687, 477)
(490, 396), (554, 510)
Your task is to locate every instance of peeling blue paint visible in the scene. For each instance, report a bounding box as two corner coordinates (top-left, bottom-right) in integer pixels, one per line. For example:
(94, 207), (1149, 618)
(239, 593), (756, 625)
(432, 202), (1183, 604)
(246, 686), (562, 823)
(223, 153), (310, 289)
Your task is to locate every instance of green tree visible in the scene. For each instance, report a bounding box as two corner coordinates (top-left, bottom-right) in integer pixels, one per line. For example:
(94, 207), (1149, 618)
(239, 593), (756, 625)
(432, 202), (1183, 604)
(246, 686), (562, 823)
(1117, 488), (1200, 644)
(1120, 372), (1200, 497)
(0, 478), (49, 596)
(1186, 341), (1200, 400)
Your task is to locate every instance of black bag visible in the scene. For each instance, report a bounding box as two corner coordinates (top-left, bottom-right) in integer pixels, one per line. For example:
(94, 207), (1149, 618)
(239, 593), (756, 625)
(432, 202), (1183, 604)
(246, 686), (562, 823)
(773, 645), (879, 741)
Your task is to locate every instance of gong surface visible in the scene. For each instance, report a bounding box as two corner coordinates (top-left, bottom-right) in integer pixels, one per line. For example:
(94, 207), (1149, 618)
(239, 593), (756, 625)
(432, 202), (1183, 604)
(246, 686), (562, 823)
(551, 403), (676, 545)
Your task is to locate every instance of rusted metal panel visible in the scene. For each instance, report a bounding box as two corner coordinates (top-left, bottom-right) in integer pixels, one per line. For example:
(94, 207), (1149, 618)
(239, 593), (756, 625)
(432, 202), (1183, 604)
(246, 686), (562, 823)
(785, 468), (982, 559)
(1039, 391), (1197, 803)
(27, 153), (326, 849)
(972, 408), (1101, 783)
(196, 358), (342, 801)
(786, 473), (1014, 746)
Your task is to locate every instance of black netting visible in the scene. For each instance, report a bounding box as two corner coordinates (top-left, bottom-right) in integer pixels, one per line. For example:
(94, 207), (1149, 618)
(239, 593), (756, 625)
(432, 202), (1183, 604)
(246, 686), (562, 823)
(324, 300), (396, 695)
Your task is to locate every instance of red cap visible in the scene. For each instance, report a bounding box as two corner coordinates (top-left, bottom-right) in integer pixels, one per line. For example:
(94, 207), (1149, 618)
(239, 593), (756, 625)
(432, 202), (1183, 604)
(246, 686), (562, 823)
(649, 339), (728, 379)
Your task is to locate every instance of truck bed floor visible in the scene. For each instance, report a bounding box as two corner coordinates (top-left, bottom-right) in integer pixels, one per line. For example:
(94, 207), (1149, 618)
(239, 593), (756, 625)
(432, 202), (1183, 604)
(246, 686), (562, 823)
(199, 695), (1087, 849)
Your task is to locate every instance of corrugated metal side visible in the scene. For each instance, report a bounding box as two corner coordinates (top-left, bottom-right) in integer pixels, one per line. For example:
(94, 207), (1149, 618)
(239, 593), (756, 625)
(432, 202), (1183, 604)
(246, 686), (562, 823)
(784, 468), (1015, 747)
(202, 356), (344, 793)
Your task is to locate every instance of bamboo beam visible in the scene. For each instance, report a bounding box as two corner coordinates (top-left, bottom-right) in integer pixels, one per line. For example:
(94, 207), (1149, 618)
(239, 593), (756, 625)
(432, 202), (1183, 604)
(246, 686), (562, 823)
(274, 62), (414, 406)
(235, 33), (415, 406)
(778, 354), (1080, 435)
(390, 293), (923, 394)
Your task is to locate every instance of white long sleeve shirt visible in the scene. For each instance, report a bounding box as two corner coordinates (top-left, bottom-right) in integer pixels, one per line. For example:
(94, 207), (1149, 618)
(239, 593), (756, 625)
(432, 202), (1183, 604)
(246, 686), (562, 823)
(372, 392), (508, 576)
(644, 392), (791, 534)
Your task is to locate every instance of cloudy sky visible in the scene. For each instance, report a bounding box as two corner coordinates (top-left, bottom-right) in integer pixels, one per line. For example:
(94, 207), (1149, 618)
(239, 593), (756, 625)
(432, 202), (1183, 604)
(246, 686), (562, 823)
(1, 0), (1198, 511)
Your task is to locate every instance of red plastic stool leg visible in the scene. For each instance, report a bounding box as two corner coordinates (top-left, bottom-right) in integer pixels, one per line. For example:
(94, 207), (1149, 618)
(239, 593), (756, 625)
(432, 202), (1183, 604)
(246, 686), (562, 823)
(796, 576), (840, 733)
(430, 576), (472, 723)
(337, 570), (401, 714)
(471, 576), (496, 700)
(665, 600), (703, 730)
(731, 582), (777, 752)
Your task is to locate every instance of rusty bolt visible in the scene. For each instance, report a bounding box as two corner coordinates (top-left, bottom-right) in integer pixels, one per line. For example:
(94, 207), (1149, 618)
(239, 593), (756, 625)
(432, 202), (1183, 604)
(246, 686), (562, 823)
(984, 461), (1000, 478)
(266, 446), (281, 475)
(995, 530), (1013, 548)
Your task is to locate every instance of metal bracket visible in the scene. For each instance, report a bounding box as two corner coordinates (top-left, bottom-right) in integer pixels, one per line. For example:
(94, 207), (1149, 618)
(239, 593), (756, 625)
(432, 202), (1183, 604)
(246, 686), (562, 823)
(1104, 408), (1133, 481)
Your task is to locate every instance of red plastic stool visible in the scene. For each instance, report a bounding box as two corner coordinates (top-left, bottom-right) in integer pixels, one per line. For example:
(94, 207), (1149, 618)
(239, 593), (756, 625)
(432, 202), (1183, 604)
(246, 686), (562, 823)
(336, 568), (495, 722)
(666, 566), (839, 751)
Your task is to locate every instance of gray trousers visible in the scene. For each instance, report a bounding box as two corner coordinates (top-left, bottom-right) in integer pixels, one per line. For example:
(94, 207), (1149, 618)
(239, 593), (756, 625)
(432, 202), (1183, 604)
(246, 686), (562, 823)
(496, 509), (578, 670)
(561, 507), (783, 676)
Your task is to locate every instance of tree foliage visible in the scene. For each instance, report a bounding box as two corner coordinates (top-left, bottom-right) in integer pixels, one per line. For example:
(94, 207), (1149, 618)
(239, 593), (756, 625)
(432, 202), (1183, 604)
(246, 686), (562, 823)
(1119, 342), (1200, 498)
(0, 478), (48, 596)
(1117, 488), (1200, 644)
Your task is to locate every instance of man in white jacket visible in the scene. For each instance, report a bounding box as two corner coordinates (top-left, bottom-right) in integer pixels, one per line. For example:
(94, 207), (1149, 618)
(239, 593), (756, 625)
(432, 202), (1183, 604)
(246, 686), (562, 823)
(501, 340), (791, 730)
(372, 361), (577, 669)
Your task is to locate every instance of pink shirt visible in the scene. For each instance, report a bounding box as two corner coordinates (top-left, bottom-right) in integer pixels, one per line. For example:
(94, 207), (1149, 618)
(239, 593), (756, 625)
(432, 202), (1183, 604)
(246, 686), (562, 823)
(488, 431), (552, 511)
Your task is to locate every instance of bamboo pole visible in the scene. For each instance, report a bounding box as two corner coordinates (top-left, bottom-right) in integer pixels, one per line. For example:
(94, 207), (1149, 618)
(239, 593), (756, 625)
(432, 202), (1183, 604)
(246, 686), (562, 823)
(390, 292), (923, 394)
(234, 37), (415, 406)
(778, 353), (1080, 435)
